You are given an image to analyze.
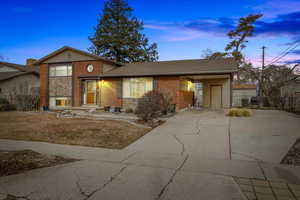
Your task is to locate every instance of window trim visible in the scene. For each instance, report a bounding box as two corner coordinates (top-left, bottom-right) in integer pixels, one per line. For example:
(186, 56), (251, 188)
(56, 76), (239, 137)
(49, 96), (72, 107)
(49, 63), (72, 77)
(122, 77), (153, 99)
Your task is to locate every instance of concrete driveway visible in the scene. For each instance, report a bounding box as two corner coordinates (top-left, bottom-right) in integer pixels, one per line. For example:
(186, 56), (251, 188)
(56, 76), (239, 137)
(230, 110), (300, 163)
(1, 109), (300, 200)
(125, 110), (231, 159)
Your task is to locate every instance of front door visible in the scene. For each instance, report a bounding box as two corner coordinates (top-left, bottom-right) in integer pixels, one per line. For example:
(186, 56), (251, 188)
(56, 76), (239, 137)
(210, 85), (222, 109)
(84, 80), (97, 105)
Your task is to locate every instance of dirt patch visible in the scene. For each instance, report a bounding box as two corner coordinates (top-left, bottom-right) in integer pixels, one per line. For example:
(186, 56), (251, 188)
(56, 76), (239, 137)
(0, 150), (77, 177)
(0, 112), (151, 149)
(281, 138), (300, 166)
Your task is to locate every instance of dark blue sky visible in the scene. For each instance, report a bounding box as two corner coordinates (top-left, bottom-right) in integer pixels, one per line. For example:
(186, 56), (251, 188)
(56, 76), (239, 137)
(1, 0), (299, 66)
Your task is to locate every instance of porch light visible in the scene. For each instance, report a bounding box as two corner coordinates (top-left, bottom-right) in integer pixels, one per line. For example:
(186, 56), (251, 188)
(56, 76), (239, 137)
(187, 81), (194, 91)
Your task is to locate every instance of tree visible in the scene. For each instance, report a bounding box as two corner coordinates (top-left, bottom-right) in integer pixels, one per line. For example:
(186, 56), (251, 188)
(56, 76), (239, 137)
(201, 48), (229, 60)
(225, 14), (263, 63)
(241, 63), (299, 106)
(88, 0), (158, 63)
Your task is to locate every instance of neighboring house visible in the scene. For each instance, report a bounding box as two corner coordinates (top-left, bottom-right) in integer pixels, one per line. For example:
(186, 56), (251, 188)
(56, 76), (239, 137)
(36, 46), (238, 111)
(0, 61), (40, 103)
(232, 84), (257, 107)
(281, 76), (300, 97)
(280, 76), (300, 111)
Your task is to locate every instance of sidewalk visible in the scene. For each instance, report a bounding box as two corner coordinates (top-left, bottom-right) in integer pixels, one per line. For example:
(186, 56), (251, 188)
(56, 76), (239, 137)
(1, 139), (300, 200)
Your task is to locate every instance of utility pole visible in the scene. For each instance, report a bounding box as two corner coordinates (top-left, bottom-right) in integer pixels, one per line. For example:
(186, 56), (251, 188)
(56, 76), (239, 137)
(259, 46), (266, 107)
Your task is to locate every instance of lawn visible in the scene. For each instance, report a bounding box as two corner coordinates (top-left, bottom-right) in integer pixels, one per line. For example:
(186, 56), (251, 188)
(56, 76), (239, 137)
(0, 112), (151, 149)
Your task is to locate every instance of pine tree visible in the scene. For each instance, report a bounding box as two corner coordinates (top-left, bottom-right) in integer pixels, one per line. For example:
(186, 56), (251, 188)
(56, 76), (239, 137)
(88, 0), (158, 63)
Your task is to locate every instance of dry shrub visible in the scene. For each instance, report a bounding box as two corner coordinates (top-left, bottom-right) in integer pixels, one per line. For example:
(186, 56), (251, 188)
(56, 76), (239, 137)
(228, 108), (252, 117)
(135, 91), (166, 122)
(125, 108), (134, 113)
(0, 104), (16, 111)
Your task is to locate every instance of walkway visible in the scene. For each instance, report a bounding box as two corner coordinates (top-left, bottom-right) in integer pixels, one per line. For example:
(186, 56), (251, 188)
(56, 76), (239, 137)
(125, 110), (231, 159)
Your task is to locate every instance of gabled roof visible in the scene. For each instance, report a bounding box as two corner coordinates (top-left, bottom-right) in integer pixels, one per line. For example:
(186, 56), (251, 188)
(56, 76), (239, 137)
(0, 61), (28, 72)
(33, 46), (123, 66)
(0, 61), (39, 81)
(99, 58), (238, 77)
(0, 71), (39, 82)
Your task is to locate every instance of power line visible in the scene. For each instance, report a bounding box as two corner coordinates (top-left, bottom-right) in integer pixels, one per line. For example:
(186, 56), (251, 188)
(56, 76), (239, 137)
(267, 43), (297, 64)
(266, 42), (300, 65)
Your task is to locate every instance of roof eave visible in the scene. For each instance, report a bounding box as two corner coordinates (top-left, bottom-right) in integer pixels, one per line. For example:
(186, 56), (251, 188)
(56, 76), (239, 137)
(0, 71), (39, 82)
(79, 70), (237, 79)
(33, 46), (123, 66)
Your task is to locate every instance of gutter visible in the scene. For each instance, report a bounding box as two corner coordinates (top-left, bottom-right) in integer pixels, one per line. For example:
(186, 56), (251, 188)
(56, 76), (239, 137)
(79, 70), (238, 79)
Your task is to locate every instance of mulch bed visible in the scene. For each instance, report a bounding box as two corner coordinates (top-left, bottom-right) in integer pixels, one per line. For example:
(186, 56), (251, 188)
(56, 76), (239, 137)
(281, 138), (300, 166)
(0, 150), (78, 177)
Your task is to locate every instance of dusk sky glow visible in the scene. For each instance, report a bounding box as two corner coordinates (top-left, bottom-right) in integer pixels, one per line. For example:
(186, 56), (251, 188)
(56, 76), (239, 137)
(1, 0), (299, 67)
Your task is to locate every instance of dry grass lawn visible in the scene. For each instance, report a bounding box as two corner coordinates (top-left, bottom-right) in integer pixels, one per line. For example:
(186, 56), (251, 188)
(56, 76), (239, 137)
(0, 112), (151, 149)
(0, 150), (77, 177)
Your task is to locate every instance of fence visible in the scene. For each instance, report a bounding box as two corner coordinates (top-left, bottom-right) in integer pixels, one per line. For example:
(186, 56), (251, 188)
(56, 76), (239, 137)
(1, 94), (40, 111)
(232, 95), (254, 107)
(280, 96), (300, 113)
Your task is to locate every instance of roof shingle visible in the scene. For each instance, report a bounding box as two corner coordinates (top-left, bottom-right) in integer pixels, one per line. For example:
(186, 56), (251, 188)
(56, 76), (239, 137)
(100, 58), (238, 77)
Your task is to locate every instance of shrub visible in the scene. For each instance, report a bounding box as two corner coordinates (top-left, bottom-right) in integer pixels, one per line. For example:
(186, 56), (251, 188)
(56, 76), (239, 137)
(161, 92), (173, 115)
(135, 91), (165, 122)
(228, 108), (252, 117)
(125, 108), (133, 113)
(0, 98), (9, 104)
(0, 104), (16, 111)
(14, 95), (39, 111)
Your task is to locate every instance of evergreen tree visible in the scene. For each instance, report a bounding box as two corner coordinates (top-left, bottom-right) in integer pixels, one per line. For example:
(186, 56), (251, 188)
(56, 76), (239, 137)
(88, 0), (158, 63)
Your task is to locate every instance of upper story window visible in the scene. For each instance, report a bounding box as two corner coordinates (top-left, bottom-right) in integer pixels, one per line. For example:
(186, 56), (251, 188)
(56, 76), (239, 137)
(49, 64), (72, 77)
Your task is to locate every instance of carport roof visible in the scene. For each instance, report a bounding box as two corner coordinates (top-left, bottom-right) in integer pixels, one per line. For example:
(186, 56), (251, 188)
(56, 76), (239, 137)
(97, 58), (238, 77)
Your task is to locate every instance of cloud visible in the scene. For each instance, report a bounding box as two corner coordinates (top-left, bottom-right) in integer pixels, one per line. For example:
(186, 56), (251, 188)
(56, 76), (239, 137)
(291, 50), (300, 55)
(12, 7), (32, 13)
(252, 0), (300, 19)
(282, 59), (300, 64)
(254, 11), (300, 37)
(145, 18), (236, 41)
(145, 10), (300, 44)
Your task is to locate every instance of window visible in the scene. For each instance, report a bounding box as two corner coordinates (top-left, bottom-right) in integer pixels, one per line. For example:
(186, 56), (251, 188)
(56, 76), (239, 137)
(49, 97), (72, 107)
(123, 78), (153, 98)
(49, 64), (72, 77)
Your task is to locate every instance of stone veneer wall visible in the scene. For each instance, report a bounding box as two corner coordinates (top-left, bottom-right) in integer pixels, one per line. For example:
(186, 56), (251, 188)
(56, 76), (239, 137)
(49, 77), (72, 97)
(122, 98), (139, 110)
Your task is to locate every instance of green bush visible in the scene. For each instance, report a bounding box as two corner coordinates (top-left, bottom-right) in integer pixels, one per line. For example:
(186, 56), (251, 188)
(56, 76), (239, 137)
(0, 104), (16, 111)
(0, 98), (9, 104)
(228, 108), (252, 117)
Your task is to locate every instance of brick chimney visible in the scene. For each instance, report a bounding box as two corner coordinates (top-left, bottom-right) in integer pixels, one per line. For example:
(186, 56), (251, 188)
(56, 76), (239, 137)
(26, 58), (37, 66)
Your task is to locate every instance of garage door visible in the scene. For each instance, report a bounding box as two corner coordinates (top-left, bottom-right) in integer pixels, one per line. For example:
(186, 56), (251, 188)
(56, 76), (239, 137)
(211, 85), (222, 109)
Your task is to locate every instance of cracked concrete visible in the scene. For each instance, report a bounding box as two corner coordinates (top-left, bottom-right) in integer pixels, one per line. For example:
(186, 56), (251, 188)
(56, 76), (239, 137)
(76, 166), (127, 200)
(156, 155), (189, 199)
(1, 109), (300, 200)
(125, 110), (230, 159)
(230, 110), (300, 163)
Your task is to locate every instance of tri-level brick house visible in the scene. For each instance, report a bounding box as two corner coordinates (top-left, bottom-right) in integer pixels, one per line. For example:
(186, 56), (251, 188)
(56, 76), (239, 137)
(36, 46), (238, 111)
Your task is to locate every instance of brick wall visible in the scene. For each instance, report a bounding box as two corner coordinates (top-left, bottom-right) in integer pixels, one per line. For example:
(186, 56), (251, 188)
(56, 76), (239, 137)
(156, 76), (193, 111)
(73, 60), (103, 106)
(157, 76), (180, 104)
(39, 63), (48, 108)
(100, 78), (122, 107)
(177, 91), (194, 110)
